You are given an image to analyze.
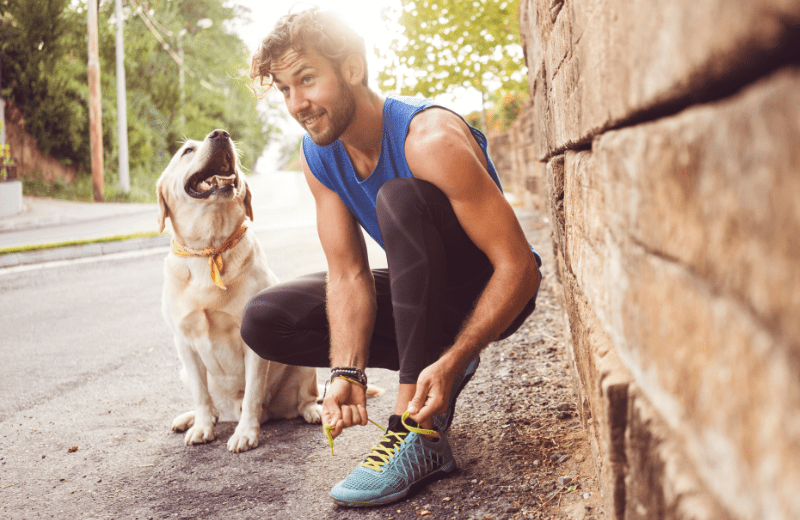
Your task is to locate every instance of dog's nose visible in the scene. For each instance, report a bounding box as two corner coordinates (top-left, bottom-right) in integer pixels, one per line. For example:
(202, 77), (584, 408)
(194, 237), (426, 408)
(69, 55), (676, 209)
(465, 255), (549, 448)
(208, 129), (230, 141)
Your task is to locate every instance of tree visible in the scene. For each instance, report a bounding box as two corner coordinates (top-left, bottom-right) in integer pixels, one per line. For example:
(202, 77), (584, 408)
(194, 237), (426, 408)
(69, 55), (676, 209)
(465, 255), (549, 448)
(0, 0), (272, 201)
(0, 0), (89, 163)
(377, 0), (527, 104)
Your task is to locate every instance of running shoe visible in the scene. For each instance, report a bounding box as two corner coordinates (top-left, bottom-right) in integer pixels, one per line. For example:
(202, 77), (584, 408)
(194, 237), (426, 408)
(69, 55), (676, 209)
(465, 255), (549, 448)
(330, 412), (456, 507)
(432, 356), (480, 432)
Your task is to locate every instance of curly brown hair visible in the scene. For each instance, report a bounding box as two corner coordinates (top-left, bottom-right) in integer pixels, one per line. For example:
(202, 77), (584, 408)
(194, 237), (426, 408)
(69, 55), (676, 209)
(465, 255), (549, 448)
(249, 7), (368, 95)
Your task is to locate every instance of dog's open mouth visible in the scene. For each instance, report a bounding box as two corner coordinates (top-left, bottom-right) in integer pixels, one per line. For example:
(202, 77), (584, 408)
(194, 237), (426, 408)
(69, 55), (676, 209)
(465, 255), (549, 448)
(185, 152), (237, 199)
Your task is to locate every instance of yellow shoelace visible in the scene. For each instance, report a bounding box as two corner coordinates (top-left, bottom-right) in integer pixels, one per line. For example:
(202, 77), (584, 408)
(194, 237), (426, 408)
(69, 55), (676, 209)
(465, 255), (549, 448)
(323, 409), (440, 467)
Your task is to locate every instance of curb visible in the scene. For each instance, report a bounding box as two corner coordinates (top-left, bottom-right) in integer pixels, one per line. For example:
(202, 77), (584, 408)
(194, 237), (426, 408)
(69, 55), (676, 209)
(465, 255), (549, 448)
(0, 235), (171, 268)
(0, 212), (150, 234)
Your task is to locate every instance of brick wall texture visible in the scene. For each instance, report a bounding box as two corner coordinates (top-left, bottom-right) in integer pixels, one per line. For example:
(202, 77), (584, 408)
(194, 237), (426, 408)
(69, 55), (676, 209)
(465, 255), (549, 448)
(491, 1), (800, 519)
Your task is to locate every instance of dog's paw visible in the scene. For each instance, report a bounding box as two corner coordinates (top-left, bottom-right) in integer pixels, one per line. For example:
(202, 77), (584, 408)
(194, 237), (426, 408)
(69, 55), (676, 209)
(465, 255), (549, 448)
(302, 403), (322, 424)
(227, 425), (259, 453)
(184, 422), (216, 445)
(171, 411), (195, 432)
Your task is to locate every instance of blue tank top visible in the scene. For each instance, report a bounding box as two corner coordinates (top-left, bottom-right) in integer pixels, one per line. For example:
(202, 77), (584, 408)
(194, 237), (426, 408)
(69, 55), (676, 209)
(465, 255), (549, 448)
(303, 96), (540, 264)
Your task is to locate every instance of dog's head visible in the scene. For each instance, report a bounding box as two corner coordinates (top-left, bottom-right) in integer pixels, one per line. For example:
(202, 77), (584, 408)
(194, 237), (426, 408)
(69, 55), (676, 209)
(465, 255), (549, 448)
(156, 129), (253, 237)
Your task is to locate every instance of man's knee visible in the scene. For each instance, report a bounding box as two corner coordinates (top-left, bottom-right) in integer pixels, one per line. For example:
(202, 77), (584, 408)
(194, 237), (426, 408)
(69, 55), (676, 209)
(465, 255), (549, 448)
(376, 177), (449, 230)
(240, 294), (283, 361)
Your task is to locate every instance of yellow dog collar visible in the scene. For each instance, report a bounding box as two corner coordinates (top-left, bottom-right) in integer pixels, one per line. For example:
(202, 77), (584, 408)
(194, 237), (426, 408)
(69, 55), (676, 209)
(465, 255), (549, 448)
(170, 222), (249, 290)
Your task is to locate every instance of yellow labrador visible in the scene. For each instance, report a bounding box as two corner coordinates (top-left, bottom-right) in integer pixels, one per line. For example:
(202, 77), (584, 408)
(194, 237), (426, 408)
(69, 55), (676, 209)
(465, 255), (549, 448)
(156, 129), (321, 453)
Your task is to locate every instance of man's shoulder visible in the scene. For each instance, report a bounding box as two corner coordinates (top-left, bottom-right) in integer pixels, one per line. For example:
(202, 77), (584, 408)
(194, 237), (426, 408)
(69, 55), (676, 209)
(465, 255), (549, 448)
(405, 106), (468, 150)
(387, 95), (436, 110)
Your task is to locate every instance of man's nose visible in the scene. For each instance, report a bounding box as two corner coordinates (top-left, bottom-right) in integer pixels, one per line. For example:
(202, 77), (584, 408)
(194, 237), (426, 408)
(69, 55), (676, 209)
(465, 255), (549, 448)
(287, 89), (310, 115)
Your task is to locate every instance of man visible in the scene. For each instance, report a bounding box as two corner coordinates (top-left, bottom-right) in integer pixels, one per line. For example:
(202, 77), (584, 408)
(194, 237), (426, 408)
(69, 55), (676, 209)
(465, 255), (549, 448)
(242, 7), (542, 507)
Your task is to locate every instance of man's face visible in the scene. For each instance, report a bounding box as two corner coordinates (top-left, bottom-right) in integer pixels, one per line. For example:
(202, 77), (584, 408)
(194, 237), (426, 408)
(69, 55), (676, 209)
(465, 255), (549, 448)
(271, 49), (356, 147)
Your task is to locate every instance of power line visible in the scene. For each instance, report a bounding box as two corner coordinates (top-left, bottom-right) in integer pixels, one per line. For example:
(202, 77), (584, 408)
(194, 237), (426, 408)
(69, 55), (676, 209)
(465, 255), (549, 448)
(126, 0), (222, 93)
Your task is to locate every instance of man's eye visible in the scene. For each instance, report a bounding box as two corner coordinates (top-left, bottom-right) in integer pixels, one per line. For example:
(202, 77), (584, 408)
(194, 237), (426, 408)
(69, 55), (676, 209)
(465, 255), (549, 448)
(302, 76), (313, 84)
(182, 147), (195, 156)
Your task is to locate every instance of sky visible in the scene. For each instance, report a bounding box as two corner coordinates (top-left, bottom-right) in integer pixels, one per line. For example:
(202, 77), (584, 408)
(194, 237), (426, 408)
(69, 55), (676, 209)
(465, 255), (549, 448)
(227, 0), (485, 116)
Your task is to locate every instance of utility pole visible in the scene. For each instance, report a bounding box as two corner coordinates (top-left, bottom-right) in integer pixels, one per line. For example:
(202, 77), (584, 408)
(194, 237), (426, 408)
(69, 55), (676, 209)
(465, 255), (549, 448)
(115, 0), (129, 193)
(178, 29), (185, 131)
(1, 33), (5, 149)
(88, 0), (104, 202)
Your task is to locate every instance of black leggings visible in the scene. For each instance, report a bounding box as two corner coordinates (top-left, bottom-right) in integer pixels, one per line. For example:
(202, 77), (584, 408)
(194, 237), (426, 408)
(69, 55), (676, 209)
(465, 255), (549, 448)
(240, 177), (538, 384)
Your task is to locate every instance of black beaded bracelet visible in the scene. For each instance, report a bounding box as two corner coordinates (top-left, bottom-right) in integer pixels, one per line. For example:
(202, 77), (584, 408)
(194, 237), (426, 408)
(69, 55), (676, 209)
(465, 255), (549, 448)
(330, 366), (367, 387)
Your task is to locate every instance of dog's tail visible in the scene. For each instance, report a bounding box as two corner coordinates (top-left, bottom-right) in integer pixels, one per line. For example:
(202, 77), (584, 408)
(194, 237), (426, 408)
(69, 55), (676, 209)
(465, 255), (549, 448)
(365, 384), (385, 398)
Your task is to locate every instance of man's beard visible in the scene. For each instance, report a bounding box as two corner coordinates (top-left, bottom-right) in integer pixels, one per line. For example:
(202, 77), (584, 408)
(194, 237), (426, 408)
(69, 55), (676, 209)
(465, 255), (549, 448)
(303, 75), (357, 147)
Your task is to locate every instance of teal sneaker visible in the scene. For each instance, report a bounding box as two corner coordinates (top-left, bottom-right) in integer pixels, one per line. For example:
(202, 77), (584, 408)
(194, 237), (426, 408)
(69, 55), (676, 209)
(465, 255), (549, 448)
(330, 412), (456, 507)
(432, 356), (480, 432)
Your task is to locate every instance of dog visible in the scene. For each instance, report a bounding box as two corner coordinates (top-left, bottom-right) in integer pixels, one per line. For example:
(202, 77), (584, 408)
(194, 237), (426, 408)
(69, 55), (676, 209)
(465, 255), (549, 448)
(156, 128), (321, 453)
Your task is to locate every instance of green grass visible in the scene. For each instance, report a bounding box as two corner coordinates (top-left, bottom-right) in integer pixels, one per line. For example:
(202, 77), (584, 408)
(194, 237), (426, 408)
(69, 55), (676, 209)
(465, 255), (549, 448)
(20, 167), (159, 203)
(0, 231), (166, 256)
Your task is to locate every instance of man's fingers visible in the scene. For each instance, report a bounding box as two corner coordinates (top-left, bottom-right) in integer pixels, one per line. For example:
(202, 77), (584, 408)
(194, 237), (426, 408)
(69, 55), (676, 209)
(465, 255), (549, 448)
(412, 397), (442, 425)
(320, 379), (370, 439)
(341, 403), (354, 426)
(323, 407), (344, 439)
(406, 379), (434, 419)
(357, 404), (369, 426)
(328, 419), (344, 439)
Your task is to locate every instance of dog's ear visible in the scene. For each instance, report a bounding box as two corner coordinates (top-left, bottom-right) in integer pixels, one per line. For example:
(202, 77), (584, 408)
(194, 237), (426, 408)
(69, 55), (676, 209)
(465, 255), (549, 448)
(156, 176), (170, 233)
(243, 177), (254, 222)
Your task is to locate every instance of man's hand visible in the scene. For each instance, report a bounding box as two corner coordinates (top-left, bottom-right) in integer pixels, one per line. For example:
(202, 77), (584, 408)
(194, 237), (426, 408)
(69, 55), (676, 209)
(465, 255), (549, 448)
(406, 357), (460, 426)
(322, 377), (369, 439)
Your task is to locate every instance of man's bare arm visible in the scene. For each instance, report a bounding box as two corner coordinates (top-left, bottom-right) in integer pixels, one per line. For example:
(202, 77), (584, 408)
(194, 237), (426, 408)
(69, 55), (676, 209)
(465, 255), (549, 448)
(404, 109), (542, 422)
(302, 152), (375, 436)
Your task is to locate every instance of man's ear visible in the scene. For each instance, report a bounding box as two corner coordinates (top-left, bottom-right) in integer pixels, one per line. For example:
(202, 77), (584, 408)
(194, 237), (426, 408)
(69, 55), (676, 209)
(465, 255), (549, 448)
(341, 54), (365, 86)
(156, 176), (170, 233)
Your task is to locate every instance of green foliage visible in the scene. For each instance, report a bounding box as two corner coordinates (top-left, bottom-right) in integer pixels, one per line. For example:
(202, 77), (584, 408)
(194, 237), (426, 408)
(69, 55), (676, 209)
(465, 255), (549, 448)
(465, 90), (527, 133)
(0, 0), (272, 202)
(377, 0), (527, 99)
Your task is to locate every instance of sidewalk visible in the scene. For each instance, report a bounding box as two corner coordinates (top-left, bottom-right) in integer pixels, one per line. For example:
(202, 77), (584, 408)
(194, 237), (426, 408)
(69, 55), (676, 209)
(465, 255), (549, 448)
(0, 195), (169, 268)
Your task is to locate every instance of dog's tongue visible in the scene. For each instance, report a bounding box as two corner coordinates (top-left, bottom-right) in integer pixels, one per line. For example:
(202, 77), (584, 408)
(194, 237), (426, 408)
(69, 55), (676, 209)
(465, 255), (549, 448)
(198, 174), (236, 192)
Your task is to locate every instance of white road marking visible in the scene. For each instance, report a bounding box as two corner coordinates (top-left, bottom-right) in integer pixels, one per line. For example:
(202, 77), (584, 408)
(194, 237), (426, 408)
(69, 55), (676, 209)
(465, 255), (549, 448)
(0, 247), (171, 276)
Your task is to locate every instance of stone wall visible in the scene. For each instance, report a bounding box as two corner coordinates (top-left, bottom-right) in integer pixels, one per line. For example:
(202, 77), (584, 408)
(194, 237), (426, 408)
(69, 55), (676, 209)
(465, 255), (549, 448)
(4, 101), (78, 183)
(517, 0), (800, 519)
(488, 102), (546, 212)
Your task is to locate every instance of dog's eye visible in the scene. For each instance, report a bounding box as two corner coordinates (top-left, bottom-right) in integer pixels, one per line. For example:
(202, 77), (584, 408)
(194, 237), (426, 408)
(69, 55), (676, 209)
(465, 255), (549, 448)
(182, 147), (195, 156)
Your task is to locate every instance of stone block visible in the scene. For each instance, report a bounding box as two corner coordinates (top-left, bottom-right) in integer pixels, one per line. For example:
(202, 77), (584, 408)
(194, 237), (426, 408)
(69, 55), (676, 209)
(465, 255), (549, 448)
(625, 388), (734, 520)
(560, 264), (631, 520)
(560, 68), (800, 519)
(560, 250), (738, 520)
(485, 106), (547, 211)
(595, 66), (800, 350)
(522, 0), (800, 160)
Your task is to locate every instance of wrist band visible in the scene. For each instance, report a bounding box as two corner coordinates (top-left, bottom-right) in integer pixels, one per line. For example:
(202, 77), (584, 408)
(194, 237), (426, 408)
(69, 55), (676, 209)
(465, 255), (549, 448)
(330, 366), (367, 387)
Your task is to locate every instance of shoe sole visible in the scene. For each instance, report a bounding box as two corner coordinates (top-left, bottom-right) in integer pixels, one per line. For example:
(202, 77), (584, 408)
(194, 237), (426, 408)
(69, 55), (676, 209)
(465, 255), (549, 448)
(331, 459), (457, 507)
(436, 356), (481, 432)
